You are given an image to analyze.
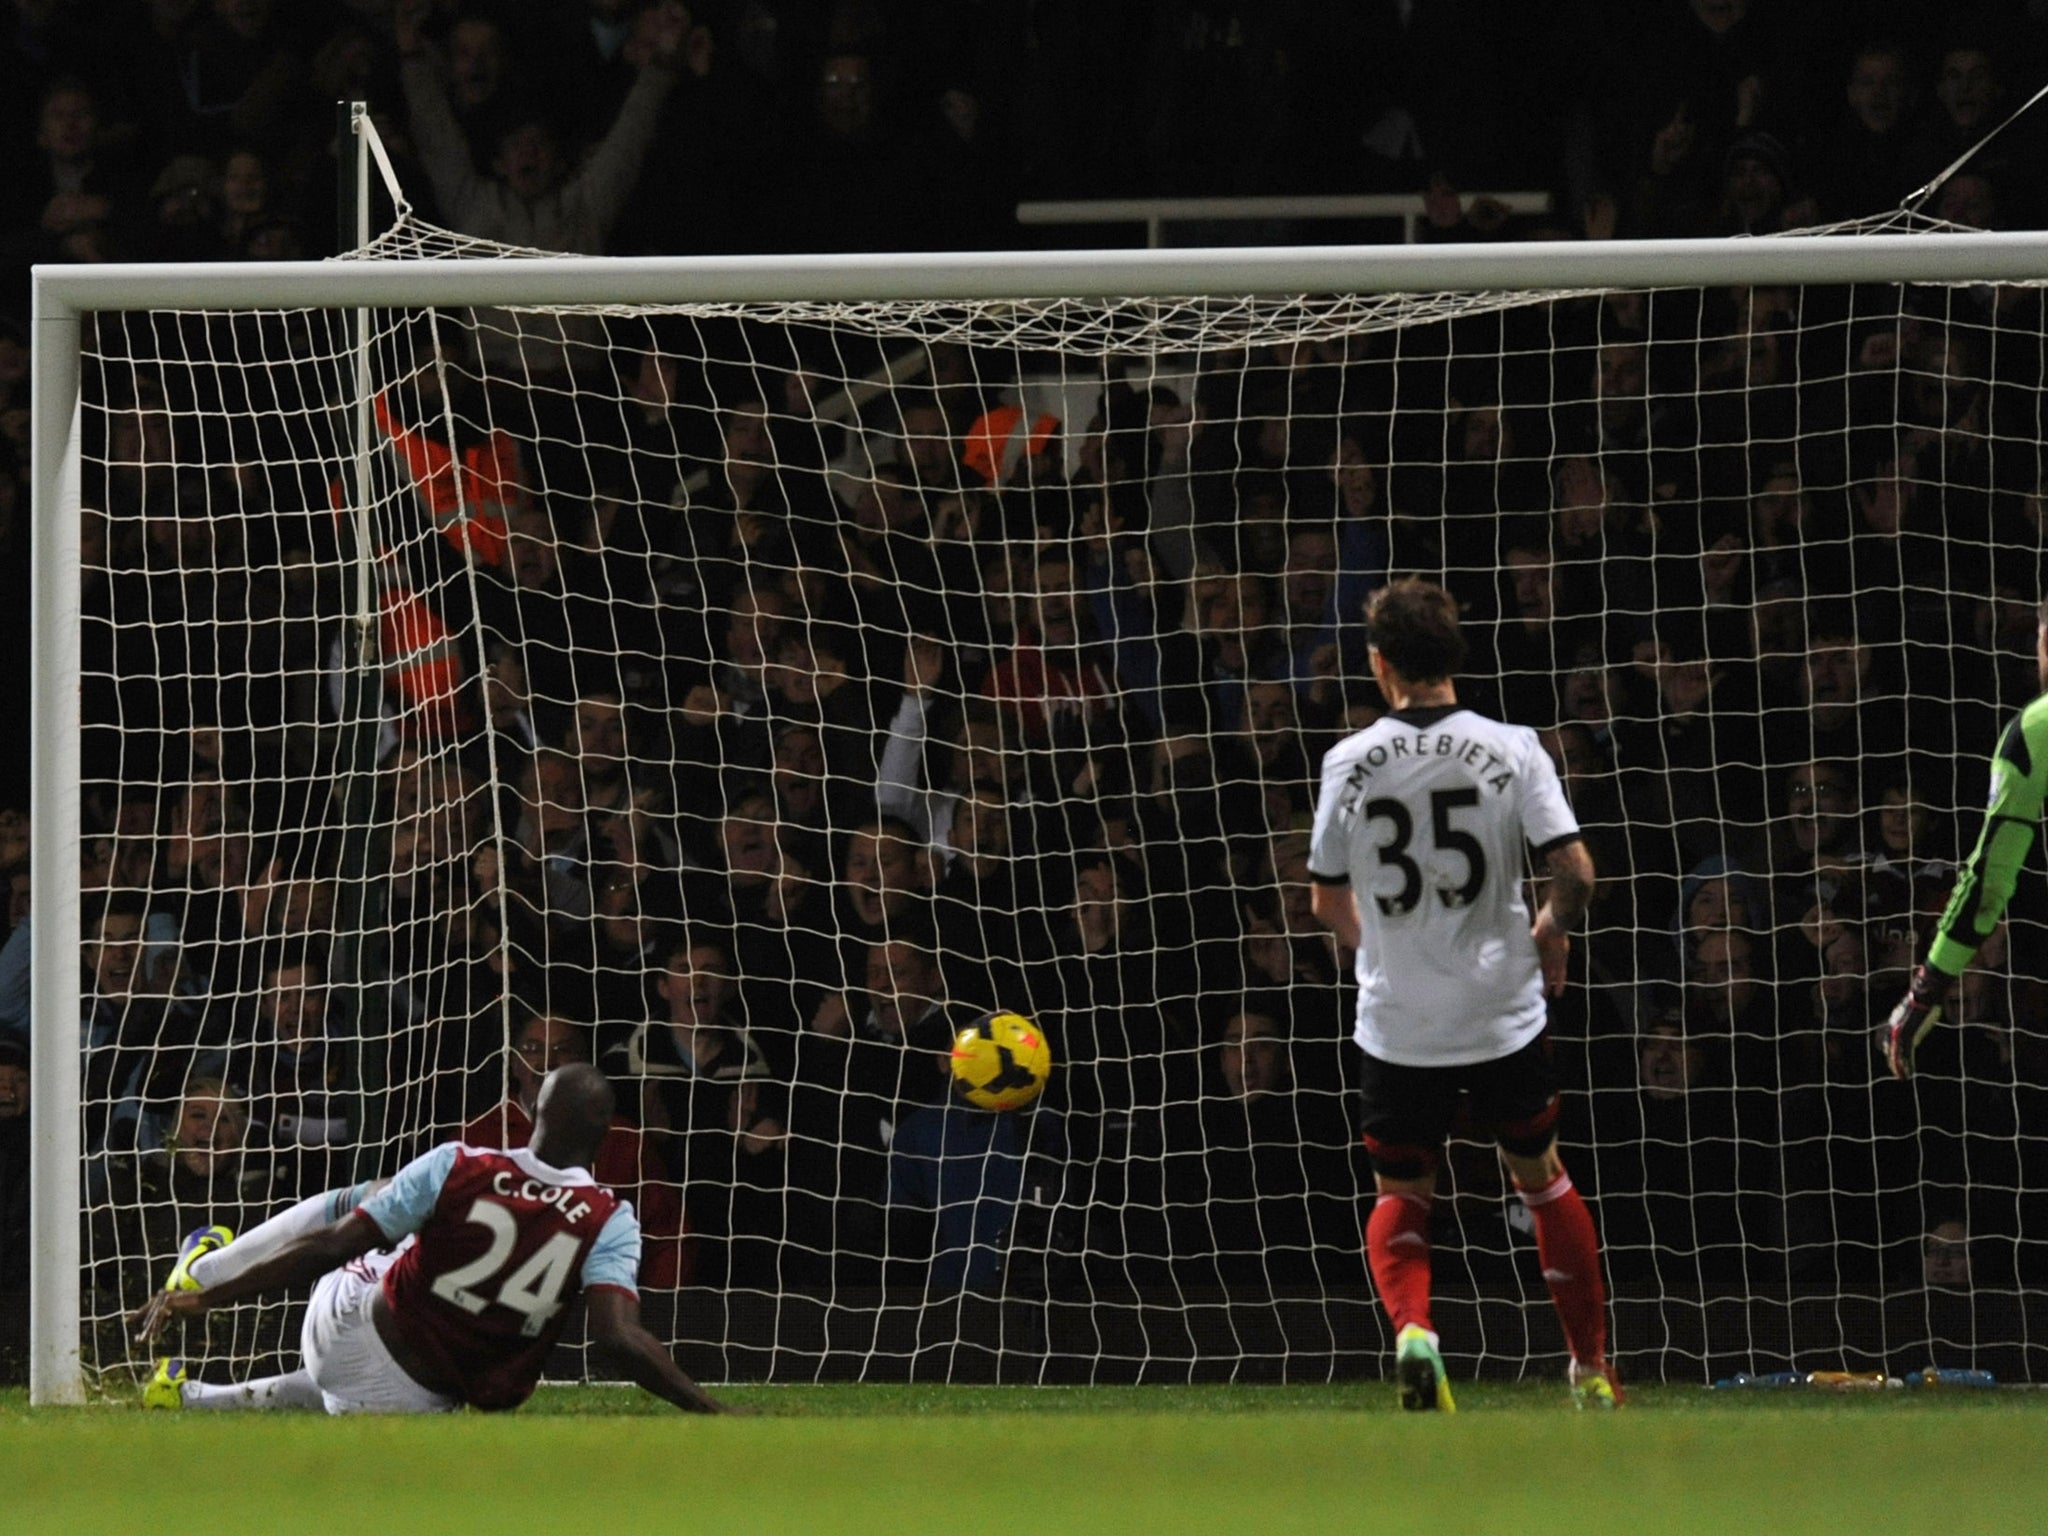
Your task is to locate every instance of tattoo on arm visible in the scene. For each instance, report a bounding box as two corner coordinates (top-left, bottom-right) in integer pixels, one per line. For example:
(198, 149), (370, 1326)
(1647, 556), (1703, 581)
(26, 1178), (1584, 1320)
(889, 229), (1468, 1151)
(1543, 842), (1595, 931)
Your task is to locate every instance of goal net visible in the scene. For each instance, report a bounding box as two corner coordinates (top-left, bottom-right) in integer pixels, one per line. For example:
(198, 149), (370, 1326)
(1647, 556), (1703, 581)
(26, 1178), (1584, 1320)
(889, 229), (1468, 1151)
(39, 201), (2048, 1398)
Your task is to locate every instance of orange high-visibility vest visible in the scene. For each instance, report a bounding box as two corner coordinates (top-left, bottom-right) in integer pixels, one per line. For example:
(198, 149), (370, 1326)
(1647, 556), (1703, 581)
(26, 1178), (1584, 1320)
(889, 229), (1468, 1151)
(376, 583), (474, 739)
(373, 392), (515, 568)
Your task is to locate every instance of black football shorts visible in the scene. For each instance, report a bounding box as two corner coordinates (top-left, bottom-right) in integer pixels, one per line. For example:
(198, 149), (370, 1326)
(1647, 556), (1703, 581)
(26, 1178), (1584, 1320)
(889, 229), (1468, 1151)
(1354, 1031), (1560, 1179)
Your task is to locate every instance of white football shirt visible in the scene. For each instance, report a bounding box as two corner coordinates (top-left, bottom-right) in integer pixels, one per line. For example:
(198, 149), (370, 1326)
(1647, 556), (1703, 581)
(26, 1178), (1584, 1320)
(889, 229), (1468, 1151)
(1308, 704), (1581, 1067)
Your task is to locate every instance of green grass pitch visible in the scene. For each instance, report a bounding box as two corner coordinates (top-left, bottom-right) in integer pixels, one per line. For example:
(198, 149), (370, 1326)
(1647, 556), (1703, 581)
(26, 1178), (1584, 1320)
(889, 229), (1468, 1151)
(7, 1380), (2045, 1534)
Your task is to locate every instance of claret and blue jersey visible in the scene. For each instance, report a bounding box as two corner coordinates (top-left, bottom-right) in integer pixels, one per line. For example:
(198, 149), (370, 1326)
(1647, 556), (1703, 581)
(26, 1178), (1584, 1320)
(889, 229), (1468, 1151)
(358, 1143), (641, 1410)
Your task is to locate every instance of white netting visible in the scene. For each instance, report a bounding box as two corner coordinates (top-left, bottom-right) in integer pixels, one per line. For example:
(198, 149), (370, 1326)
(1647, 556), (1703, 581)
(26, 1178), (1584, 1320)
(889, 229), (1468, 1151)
(67, 206), (2048, 1390)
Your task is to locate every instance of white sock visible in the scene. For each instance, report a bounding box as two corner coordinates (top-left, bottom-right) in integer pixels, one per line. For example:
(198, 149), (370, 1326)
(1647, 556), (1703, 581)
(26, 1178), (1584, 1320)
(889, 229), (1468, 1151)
(183, 1370), (325, 1411)
(188, 1181), (376, 1290)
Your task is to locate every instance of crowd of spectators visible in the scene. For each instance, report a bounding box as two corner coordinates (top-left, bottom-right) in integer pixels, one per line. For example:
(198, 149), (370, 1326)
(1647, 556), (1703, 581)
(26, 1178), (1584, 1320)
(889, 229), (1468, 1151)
(3, 2), (2047, 790)
(6, 0), (2048, 1372)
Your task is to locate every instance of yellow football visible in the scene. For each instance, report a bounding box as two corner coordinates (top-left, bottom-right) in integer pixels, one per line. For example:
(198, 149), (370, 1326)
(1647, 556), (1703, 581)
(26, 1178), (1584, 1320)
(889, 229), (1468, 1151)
(949, 1010), (1052, 1112)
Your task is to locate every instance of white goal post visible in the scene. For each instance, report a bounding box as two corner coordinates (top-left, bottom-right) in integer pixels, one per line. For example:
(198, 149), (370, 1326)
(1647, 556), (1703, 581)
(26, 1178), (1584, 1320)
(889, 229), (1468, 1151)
(32, 223), (2048, 1406)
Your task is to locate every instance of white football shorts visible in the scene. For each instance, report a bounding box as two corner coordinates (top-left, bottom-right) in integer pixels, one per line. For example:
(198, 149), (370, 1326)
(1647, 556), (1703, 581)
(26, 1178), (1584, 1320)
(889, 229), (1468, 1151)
(300, 1247), (459, 1416)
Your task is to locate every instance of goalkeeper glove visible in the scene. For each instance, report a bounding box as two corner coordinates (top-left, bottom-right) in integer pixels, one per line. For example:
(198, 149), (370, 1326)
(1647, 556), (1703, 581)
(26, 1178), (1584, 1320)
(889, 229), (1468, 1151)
(1884, 964), (1953, 1081)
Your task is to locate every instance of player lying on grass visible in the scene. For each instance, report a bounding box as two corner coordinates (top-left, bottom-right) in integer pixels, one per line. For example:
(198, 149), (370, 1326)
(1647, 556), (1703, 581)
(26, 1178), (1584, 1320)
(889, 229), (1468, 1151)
(132, 1061), (732, 1415)
(1887, 597), (2048, 1080)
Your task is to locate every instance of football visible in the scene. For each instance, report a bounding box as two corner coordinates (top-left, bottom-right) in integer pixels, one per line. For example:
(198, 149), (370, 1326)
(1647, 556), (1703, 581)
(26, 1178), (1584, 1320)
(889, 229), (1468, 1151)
(949, 1010), (1053, 1112)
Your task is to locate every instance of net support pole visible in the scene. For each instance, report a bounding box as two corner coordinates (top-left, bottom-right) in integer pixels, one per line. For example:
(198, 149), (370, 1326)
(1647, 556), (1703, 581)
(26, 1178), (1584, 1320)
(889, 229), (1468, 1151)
(344, 100), (374, 643)
(336, 101), (389, 1151)
(29, 285), (84, 1406)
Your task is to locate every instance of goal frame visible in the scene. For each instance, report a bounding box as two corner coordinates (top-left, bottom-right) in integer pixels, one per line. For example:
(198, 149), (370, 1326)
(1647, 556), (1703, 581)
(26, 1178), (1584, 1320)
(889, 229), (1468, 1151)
(30, 227), (2048, 1404)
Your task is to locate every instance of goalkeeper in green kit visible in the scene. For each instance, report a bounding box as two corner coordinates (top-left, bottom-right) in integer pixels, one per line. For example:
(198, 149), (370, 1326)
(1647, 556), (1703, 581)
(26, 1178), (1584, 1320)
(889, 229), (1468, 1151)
(1887, 602), (2048, 1078)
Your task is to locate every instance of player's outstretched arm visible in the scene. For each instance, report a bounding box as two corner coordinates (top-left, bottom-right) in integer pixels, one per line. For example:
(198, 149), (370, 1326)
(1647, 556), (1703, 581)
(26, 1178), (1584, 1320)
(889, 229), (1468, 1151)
(1531, 838), (1595, 998)
(1888, 705), (2048, 1076)
(131, 1211), (384, 1343)
(585, 1287), (736, 1414)
(1885, 963), (1955, 1080)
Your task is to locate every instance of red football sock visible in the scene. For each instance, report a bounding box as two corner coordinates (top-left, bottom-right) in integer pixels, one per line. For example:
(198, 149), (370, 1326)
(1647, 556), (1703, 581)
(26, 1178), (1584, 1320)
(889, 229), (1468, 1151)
(1365, 1192), (1434, 1336)
(1519, 1171), (1608, 1369)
